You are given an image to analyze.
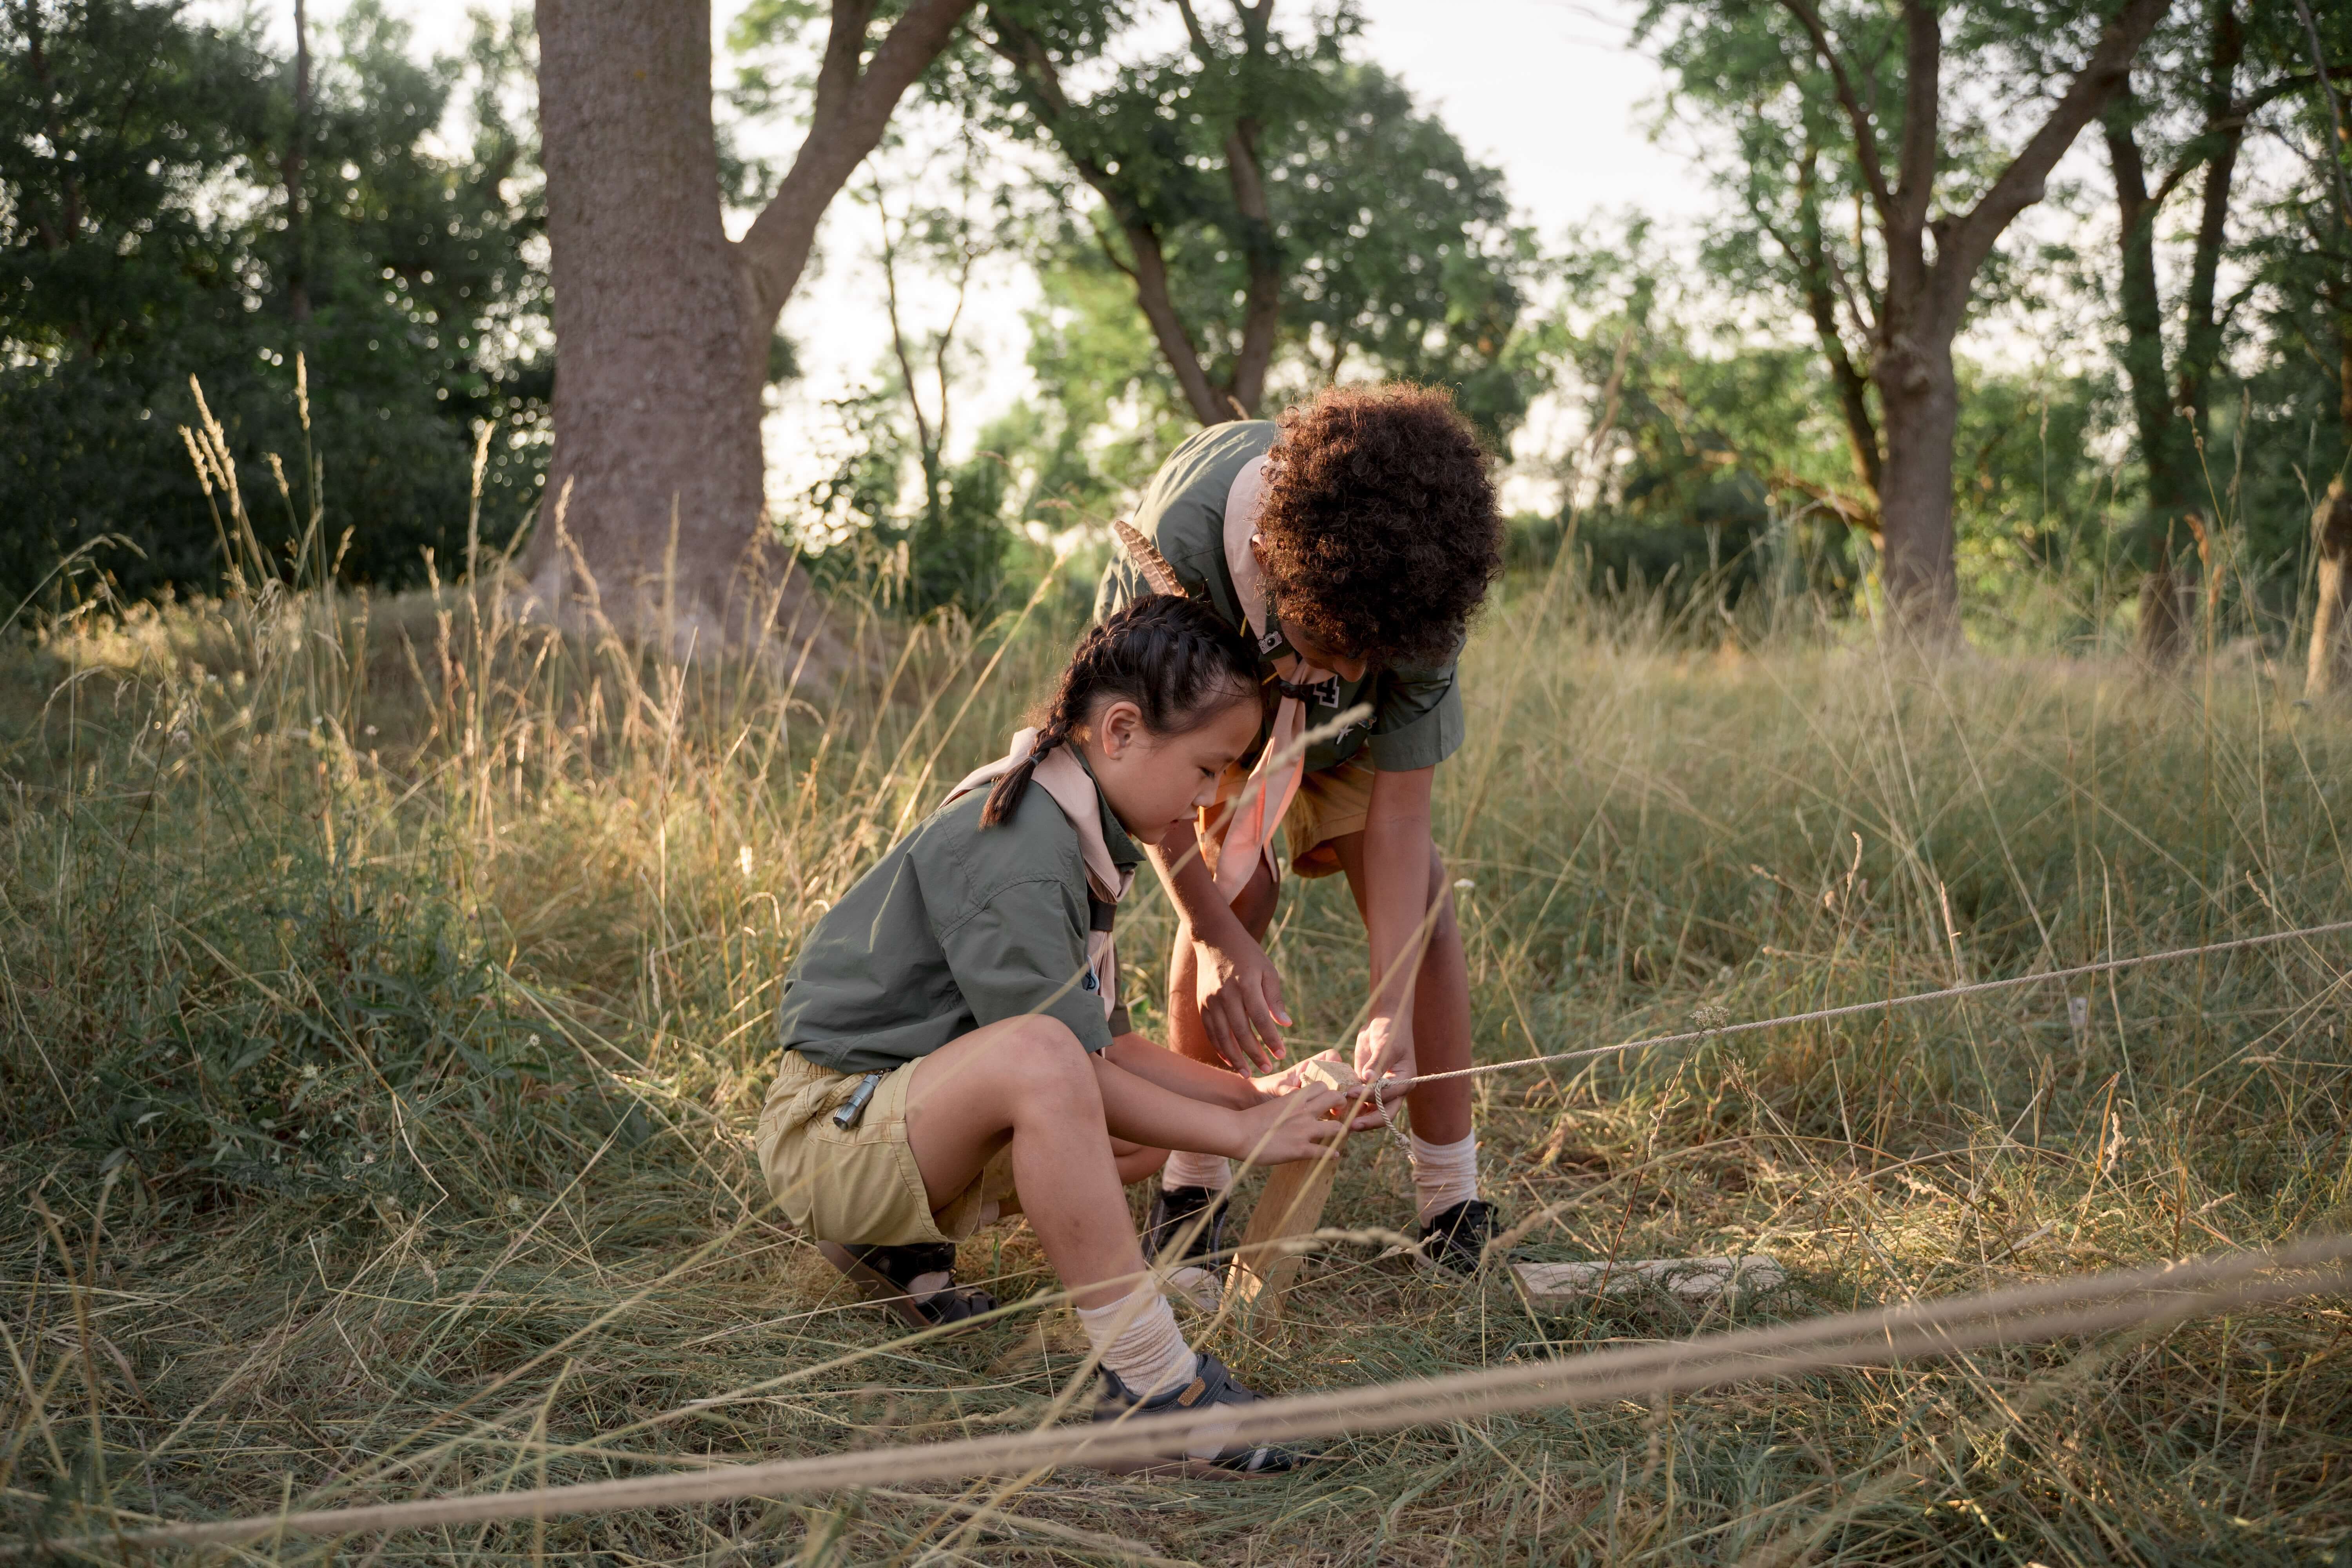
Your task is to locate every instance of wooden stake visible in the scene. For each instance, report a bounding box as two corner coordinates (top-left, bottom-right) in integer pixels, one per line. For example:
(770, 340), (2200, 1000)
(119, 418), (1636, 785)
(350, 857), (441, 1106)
(1225, 1154), (1342, 1323)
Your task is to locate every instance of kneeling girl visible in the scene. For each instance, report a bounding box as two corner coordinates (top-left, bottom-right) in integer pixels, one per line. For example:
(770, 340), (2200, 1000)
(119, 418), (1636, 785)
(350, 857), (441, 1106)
(758, 594), (1365, 1473)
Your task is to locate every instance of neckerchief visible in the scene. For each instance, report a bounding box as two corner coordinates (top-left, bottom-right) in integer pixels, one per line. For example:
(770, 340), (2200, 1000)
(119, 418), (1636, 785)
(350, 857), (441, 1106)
(1208, 456), (1339, 899)
(947, 729), (1132, 1021)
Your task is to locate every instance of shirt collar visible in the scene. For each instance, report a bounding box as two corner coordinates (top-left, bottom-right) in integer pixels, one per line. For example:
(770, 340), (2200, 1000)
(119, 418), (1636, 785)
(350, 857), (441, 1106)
(1072, 749), (1143, 873)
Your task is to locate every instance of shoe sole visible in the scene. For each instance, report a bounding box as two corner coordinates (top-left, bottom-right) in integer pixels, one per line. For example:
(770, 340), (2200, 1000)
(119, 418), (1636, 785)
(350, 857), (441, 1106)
(816, 1240), (974, 1333)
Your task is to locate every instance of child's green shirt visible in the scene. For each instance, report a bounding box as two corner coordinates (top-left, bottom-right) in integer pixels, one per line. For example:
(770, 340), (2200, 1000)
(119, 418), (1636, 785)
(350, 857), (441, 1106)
(776, 782), (1143, 1074)
(1094, 420), (1466, 776)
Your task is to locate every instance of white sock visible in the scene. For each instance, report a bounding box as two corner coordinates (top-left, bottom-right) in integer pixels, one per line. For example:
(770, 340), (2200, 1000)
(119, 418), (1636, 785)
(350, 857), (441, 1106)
(1408, 1131), (1479, 1223)
(1162, 1152), (1232, 1192)
(1076, 1287), (1200, 1399)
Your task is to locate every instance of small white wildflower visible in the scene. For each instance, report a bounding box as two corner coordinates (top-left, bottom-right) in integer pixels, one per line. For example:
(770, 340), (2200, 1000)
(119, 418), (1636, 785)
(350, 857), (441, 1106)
(738, 845), (756, 881)
(507, 1195), (525, 1213)
(1452, 878), (1474, 891)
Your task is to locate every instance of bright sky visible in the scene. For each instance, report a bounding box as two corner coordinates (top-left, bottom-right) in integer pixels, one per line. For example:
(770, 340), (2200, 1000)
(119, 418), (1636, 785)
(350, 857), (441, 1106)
(244, 0), (1715, 510)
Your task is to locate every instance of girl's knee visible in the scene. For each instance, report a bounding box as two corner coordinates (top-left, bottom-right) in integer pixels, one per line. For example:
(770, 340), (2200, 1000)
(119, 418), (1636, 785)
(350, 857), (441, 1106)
(998, 1016), (1096, 1091)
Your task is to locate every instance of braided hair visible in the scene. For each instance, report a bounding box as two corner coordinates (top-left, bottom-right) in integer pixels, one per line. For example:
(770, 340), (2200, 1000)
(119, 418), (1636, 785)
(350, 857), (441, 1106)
(982, 594), (1263, 828)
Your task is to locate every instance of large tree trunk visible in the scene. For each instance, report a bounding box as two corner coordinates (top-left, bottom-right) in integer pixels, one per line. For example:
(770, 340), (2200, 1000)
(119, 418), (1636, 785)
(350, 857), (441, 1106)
(528, 0), (767, 652)
(1874, 336), (1961, 630)
(526, 0), (972, 655)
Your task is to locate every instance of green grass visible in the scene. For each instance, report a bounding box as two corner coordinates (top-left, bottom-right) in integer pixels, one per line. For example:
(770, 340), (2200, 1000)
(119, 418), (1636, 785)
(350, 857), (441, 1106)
(4, 555), (2352, 1565)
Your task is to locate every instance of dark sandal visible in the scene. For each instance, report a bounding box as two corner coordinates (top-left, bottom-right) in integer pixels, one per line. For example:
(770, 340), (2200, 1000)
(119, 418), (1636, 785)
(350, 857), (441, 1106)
(1093, 1352), (1313, 1475)
(817, 1241), (998, 1330)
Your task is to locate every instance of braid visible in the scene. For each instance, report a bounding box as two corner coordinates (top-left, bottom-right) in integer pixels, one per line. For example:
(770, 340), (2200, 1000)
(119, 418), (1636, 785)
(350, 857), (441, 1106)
(980, 596), (1261, 828)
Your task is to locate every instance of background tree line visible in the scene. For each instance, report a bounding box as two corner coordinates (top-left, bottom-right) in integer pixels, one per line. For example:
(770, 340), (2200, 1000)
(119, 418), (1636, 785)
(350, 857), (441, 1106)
(5, 0), (2350, 679)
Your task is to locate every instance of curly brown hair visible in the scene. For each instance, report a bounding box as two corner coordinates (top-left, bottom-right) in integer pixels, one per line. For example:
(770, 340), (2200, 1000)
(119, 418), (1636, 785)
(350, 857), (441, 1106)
(1252, 383), (1502, 669)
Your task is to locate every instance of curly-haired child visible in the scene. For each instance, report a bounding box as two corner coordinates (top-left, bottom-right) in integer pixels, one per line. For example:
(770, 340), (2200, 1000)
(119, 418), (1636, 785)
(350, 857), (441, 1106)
(1096, 382), (1506, 1290)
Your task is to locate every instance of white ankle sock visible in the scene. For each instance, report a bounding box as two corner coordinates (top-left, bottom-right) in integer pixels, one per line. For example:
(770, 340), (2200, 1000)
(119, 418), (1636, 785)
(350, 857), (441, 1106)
(1163, 1152), (1232, 1192)
(1076, 1287), (1199, 1399)
(1408, 1131), (1479, 1222)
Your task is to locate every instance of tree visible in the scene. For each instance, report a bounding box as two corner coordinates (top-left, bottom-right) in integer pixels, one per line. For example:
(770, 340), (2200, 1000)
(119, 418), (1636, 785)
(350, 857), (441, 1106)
(1644, 0), (2166, 635)
(0, 0), (547, 607)
(2285, 0), (2352, 693)
(526, 0), (975, 649)
(2097, 1), (2352, 663)
(970, 0), (1532, 439)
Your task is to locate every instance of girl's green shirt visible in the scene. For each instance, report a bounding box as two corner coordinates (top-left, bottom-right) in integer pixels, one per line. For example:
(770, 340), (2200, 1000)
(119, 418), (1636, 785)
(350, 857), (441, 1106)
(776, 779), (1142, 1075)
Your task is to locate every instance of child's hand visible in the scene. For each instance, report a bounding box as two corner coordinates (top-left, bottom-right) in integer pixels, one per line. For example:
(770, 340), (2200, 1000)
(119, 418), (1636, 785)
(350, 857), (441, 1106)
(1352, 1015), (1415, 1087)
(1227, 1083), (1369, 1165)
(1192, 935), (1290, 1074)
(1251, 1048), (1357, 1099)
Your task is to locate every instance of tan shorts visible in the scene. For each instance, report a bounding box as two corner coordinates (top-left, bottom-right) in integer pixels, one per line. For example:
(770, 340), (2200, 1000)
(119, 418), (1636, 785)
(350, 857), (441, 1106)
(1203, 753), (1376, 885)
(756, 1049), (1018, 1247)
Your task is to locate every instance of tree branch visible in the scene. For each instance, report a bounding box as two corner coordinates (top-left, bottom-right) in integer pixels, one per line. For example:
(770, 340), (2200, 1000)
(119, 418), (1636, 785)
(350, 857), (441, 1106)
(1941, 0), (2168, 292)
(987, 9), (1225, 424)
(735, 0), (978, 324)
(1774, 0), (1893, 222)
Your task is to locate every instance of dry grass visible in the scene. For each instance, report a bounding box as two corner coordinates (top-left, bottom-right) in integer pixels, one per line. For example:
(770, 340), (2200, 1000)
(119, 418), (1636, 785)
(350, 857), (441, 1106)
(4, 541), (2352, 1565)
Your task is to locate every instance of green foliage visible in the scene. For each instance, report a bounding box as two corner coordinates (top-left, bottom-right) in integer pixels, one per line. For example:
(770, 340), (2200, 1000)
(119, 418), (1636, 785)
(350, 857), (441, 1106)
(0, 0), (548, 611)
(967, 1), (1535, 441)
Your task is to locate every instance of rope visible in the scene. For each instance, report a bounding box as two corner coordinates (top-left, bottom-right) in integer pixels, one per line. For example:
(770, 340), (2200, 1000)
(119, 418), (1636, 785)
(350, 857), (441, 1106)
(16, 1234), (2348, 1556)
(1373, 918), (2352, 1100)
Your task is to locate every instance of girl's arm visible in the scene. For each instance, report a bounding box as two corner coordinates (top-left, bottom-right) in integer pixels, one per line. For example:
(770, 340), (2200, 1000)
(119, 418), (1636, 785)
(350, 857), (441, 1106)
(1088, 1052), (1373, 1167)
(1104, 1033), (1357, 1110)
(1104, 1031), (1257, 1109)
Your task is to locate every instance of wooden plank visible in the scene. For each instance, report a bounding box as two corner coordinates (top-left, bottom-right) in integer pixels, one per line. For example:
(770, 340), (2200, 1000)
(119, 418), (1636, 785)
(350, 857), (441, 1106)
(1510, 1256), (1786, 1308)
(1223, 1153), (1343, 1323)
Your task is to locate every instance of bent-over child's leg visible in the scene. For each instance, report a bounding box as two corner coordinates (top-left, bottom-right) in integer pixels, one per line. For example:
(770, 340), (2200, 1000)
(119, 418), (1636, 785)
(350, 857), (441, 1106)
(1327, 834), (1494, 1263)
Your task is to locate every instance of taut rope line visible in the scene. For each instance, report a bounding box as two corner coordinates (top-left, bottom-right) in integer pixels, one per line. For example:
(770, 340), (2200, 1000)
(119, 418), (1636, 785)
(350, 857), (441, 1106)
(12, 1235), (2348, 1555)
(1372, 918), (2352, 1100)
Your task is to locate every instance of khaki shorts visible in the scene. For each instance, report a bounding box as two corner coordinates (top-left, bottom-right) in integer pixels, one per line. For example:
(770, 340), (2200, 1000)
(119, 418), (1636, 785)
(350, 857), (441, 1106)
(756, 1048), (1018, 1247)
(1204, 753), (1376, 884)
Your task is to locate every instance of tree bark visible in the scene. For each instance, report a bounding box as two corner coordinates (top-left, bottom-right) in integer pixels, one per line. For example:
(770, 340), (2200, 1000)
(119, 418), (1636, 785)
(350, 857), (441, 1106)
(528, 0), (764, 649)
(2105, 98), (2194, 664)
(2313, 478), (2352, 696)
(1874, 334), (1960, 626)
(528, 0), (975, 652)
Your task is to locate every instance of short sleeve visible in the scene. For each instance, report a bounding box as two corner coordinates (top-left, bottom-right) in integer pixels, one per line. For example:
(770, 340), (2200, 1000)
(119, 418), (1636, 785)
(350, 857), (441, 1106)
(1366, 667), (1464, 772)
(934, 877), (1117, 1054)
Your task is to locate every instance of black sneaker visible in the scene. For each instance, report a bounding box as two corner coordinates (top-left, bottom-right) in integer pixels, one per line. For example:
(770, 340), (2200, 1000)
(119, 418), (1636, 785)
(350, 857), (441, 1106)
(1143, 1184), (1228, 1309)
(1144, 1184), (1229, 1265)
(817, 1240), (998, 1330)
(1416, 1198), (1509, 1276)
(1092, 1352), (1310, 1474)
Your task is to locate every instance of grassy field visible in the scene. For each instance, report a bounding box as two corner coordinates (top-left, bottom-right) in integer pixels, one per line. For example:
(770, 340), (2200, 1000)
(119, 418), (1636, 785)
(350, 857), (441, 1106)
(4, 552), (2351, 1565)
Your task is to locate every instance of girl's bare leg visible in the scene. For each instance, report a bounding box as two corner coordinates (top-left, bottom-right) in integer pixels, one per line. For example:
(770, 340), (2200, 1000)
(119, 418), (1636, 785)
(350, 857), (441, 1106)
(902, 1014), (1150, 1309)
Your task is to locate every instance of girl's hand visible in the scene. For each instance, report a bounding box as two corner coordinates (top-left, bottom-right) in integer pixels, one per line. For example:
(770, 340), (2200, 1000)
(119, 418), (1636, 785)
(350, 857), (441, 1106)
(1194, 935), (1291, 1074)
(1226, 1083), (1382, 1165)
(1352, 1015), (1415, 1087)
